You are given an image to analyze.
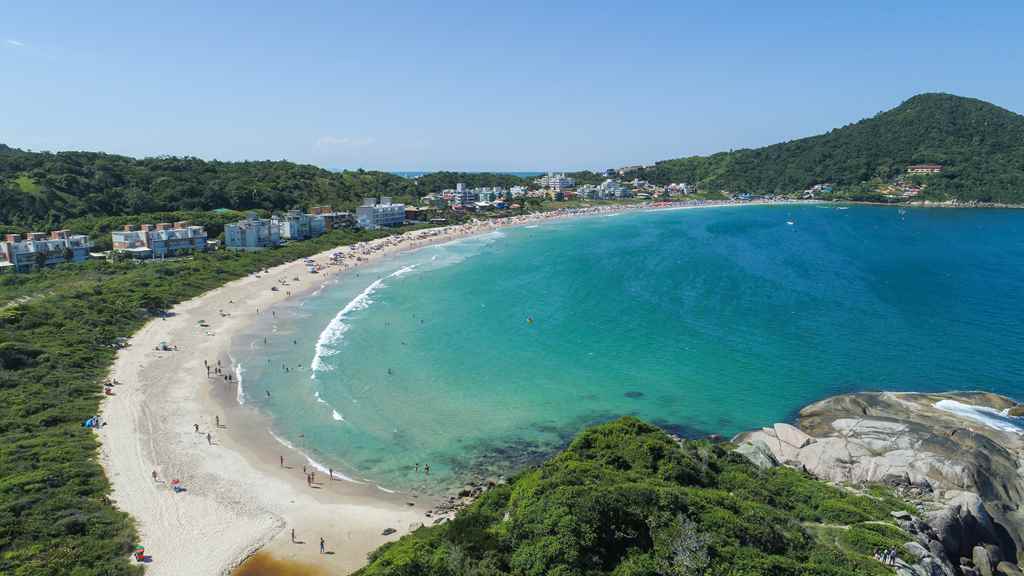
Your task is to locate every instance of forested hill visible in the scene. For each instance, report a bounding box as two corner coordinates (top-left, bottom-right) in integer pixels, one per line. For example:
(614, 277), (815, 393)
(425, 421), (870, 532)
(633, 93), (1024, 203)
(356, 417), (913, 576)
(0, 147), (532, 228)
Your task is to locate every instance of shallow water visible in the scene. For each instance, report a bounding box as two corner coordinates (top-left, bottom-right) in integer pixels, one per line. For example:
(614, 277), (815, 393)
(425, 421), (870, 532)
(233, 204), (1024, 492)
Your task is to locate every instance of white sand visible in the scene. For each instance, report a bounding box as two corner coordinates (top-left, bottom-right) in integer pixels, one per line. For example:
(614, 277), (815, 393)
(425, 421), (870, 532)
(96, 200), (808, 575)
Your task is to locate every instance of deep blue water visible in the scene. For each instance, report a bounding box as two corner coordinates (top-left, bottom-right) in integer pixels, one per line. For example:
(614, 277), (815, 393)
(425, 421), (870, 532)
(234, 204), (1024, 492)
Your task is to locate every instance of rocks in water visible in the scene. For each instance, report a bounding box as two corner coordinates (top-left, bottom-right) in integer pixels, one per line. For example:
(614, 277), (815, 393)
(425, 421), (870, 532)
(736, 391), (1024, 576)
(381, 527), (396, 536)
(624, 391), (644, 399)
(407, 522), (423, 532)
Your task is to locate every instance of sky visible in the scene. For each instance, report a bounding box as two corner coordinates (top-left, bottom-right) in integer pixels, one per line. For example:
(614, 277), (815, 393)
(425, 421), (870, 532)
(2, 1), (1022, 172)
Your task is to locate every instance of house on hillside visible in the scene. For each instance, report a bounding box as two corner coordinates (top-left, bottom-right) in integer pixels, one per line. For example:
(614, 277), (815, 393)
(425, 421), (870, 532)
(907, 164), (943, 175)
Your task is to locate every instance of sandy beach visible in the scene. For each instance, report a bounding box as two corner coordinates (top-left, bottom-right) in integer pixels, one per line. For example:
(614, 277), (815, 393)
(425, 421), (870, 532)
(95, 199), (809, 575)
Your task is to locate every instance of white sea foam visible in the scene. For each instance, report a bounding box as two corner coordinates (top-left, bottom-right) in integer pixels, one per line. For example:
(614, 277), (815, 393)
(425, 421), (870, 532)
(267, 428), (362, 483)
(232, 356), (245, 406)
(309, 265), (418, 375)
(314, 390), (327, 404)
(331, 409), (345, 421)
(934, 399), (1024, 434)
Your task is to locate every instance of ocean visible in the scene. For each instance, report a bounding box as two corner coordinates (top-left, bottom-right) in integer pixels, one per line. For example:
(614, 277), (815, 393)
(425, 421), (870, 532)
(231, 204), (1024, 494)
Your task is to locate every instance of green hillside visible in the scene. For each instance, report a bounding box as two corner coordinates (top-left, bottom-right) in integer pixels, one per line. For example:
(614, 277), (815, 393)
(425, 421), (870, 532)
(357, 418), (910, 576)
(634, 93), (1024, 203)
(0, 146), (533, 229)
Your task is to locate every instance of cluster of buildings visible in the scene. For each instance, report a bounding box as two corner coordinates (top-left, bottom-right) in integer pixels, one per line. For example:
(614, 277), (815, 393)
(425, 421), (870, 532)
(801, 183), (834, 199)
(224, 206), (358, 250)
(425, 184), (526, 210)
(534, 172), (575, 192)
(0, 230), (93, 273)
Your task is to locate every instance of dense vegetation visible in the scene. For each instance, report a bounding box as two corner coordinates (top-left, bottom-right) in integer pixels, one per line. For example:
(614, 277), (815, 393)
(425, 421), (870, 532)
(0, 146), (538, 229)
(358, 418), (910, 576)
(0, 226), (419, 575)
(629, 93), (1024, 203)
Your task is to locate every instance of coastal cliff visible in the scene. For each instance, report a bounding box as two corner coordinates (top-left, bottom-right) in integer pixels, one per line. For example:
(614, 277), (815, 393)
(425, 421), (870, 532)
(736, 391), (1024, 576)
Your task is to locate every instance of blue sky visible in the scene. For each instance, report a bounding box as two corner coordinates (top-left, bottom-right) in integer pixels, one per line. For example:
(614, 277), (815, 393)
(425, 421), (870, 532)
(2, 1), (1022, 171)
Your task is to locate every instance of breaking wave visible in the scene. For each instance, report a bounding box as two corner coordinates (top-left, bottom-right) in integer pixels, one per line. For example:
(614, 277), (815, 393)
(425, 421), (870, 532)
(934, 399), (1024, 434)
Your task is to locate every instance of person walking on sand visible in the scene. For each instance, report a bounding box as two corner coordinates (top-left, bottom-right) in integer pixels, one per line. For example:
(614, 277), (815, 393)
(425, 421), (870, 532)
(329, 467), (333, 480)
(215, 415), (220, 428)
(280, 455), (284, 468)
(194, 423), (199, 433)
(320, 537), (325, 554)
(206, 432), (212, 446)
(291, 528), (295, 543)
(152, 470), (158, 482)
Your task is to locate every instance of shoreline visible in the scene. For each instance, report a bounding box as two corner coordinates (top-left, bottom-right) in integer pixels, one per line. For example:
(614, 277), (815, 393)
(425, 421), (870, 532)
(95, 198), (816, 576)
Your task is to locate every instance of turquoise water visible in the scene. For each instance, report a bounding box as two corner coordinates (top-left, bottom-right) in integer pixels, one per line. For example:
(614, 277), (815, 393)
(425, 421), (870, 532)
(233, 205), (1024, 493)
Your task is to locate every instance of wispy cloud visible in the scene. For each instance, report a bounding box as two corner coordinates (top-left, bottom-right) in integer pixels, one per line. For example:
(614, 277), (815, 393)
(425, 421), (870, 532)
(6, 39), (25, 47)
(314, 135), (375, 150)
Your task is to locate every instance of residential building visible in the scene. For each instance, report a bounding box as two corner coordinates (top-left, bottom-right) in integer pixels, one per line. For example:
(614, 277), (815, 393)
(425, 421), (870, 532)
(275, 209), (326, 241)
(907, 164), (943, 175)
(309, 206), (354, 230)
(0, 230), (92, 273)
(509, 186), (528, 198)
(356, 197), (406, 229)
(224, 212), (281, 250)
(535, 172), (575, 191)
(112, 221), (208, 259)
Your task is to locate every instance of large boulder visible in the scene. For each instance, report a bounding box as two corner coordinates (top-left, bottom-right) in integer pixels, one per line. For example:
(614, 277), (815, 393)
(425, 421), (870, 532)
(996, 561), (1024, 576)
(734, 439), (778, 469)
(734, 391), (1024, 564)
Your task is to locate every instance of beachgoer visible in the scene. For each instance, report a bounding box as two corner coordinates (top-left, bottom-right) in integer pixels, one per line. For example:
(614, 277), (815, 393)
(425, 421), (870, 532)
(266, 390), (271, 399)
(329, 468), (333, 480)
(291, 528), (295, 543)
(280, 455), (284, 468)
(206, 433), (212, 445)
(303, 465), (307, 474)
(320, 537), (325, 554)
(424, 464), (430, 475)
(194, 423), (199, 433)
(215, 415), (220, 428)
(152, 470), (158, 482)
(415, 463), (419, 472)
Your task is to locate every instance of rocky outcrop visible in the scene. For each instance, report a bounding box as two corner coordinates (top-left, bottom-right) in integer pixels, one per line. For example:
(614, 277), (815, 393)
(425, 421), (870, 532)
(735, 391), (1024, 576)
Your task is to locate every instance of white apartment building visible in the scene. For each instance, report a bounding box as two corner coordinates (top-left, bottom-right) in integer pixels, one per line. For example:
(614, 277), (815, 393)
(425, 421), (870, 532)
(224, 212), (282, 250)
(356, 197), (406, 229)
(535, 172), (576, 191)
